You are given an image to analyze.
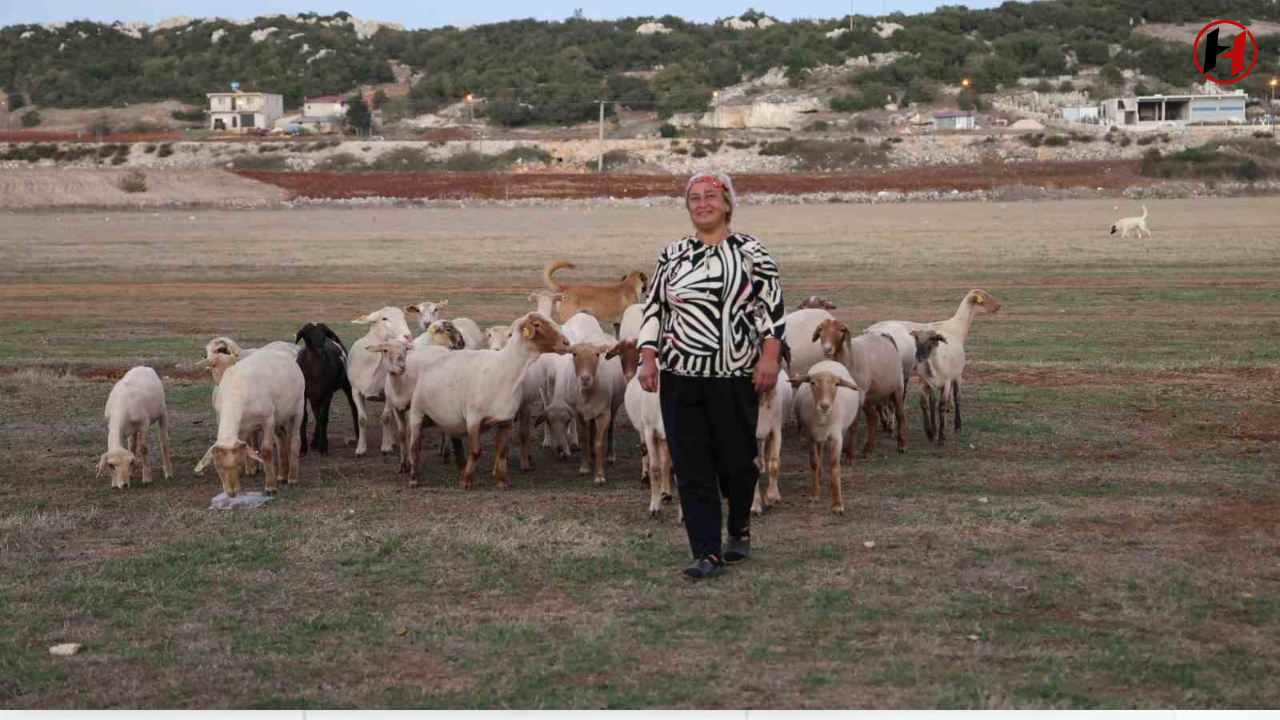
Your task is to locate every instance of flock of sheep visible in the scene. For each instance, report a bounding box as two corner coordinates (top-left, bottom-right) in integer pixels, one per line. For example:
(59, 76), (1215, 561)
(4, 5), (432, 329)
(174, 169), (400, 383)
(96, 259), (1000, 516)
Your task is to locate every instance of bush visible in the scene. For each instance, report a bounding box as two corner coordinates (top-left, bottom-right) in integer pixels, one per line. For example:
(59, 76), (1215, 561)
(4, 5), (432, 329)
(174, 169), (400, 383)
(157, 143), (174, 158)
(690, 144), (708, 158)
(18, 110), (41, 128)
(659, 123), (679, 138)
(672, 147), (689, 155)
(593, 149), (634, 172)
(170, 108), (205, 123)
(143, 144), (156, 153)
(1058, 81), (1076, 92)
(314, 152), (366, 171)
(369, 147), (439, 171)
(1067, 131), (1095, 143)
(1139, 141), (1277, 181)
(1136, 135), (1158, 146)
(727, 140), (752, 150)
(116, 170), (147, 193)
(7, 92), (26, 111)
(229, 154), (290, 171)
(1255, 130), (1273, 139)
(1034, 79), (1054, 93)
(1042, 135), (1069, 147)
(498, 146), (553, 165)
(759, 137), (886, 170)
(372, 89), (388, 109)
(853, 116), (882, 133)
(804, 120), (830, 132)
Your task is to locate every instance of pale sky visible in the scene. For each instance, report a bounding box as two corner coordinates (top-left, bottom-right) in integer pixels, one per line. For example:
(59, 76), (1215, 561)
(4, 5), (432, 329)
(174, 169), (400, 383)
(3, 0), (1009, 30)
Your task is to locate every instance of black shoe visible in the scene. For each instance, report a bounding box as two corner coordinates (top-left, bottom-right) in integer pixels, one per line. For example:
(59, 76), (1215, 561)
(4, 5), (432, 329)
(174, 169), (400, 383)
(683, 554), (722, 580)
(722, 535), (751, 565)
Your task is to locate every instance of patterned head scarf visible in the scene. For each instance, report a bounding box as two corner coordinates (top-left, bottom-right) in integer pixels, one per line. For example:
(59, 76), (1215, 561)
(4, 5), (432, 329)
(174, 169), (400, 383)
(684, 171), (737, 219)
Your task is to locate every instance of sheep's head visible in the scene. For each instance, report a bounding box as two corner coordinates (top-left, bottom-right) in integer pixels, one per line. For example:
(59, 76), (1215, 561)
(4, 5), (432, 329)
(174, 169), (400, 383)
(790, 371), (859, 420)
(295, 321), (343, 353)
(353, 306), (413, 345)
(528, 291), (563, 317)
(195, 439), (264, 497)
(813, 320), (852, 361)
(794, 296), (837, 311)
(405, 299), (448, 331)
(967, 290), (1001, 315)
(204, 336), (242, 360)
(424, 320), (466, 349)
(486, 325), (513, 351)
(534, 387), (575, 461)
(606, 339), (641, 382)
(367, 341), (412, 376)
(571, 342), (615, 392)
(515, 313), (571, 356)
(910, 329), (948, 363)
(198, 354), (238, 385)
(96, 449), (136, 489)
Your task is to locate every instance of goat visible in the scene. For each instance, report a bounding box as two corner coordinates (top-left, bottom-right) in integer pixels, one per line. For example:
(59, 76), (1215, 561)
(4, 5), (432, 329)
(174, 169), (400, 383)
(294, 322), (359, 456)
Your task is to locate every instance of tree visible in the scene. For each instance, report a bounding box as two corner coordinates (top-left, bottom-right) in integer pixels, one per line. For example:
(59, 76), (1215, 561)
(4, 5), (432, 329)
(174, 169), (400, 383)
(346, 97), (373, 134)
(7, 92), (25, 111)
(372, 89), (388, 108)
(20, 110), (40, 127)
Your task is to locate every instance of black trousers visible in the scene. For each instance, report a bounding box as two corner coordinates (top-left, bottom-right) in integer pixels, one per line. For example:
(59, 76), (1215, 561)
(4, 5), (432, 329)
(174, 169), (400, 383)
(659, 371), (760, 560)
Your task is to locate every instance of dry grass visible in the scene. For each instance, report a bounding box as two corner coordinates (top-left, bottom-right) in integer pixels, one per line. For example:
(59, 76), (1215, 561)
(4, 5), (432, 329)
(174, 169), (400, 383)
(0, 198), (1278, 708)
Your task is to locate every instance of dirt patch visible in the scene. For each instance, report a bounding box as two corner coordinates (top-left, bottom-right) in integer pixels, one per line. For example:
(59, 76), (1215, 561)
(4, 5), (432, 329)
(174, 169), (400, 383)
(1186, 500), (1280, 532)
(237, 161), (1145, 200)
(974, 366), (1280, 389)
(0, 169), (286, 208)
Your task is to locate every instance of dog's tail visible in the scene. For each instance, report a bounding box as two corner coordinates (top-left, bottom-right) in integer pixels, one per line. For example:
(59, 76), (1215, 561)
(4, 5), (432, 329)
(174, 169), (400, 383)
(1141, 204), (1148, 219)
(1110, 224), (1117, 234)
(543, 260), (575, 292)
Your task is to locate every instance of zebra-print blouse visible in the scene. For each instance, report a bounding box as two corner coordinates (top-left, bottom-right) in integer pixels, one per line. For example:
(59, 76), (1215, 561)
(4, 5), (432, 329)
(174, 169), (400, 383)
(637, 233), (786, 378)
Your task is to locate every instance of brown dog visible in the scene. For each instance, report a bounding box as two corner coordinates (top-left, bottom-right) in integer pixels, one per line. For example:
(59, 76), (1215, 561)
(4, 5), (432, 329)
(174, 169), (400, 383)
(543, 260), (647, 326)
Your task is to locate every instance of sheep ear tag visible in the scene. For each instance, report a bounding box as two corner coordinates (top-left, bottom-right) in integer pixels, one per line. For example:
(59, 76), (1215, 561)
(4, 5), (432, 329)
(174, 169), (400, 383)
(974, 295), (984, 304)
(427, 327), (436, 334)
(522, 326), (534, 340)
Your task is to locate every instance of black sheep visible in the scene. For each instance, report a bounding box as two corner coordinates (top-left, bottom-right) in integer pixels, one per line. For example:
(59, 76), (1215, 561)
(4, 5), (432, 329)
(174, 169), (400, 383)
(295, 322), (359, 455)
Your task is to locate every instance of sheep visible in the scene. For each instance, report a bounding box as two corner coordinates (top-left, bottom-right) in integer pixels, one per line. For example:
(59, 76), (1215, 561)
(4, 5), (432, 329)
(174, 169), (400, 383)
(195, 348), (305, 497)
(790, 361), (861, 515)
(618, 303), (644, 341)
(615, 339), (681, 518)
(793, 296), (837, 311)
(537, 360), (579, 460)
(543, 259), (648, 333)
(528, 290), (563, 319)
(911, 329), (963, 446)
(560, 311), (606, 345)
(782, 308), (835, 376)
(204, 337), (299, 360)
(294, 322), (359, 456)
(1111, 204), (1150, 238)
(514, 351), (561, 470)
(552, 334), (626, 485)
(404, 320), (469, 458)
(97, 366), (173, 489)
(367, 340), (458, 474)
(448, 317), (487, 350)
(752, 339), (795, 515)
(486, 325), (513, 351)
(345, 306), (415, 457)
(404, 312), (571, 489)
(867, 289), (1000, 439)
(197, 353), (262, 477)
(814, 321), (907, 457)
(406, 299), (449, 329)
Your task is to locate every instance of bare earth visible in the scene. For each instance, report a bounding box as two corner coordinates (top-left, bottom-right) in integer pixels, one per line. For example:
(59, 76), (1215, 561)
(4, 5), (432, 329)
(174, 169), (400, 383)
(0, 169), (287, 208)
(1, 197), (1278, 708)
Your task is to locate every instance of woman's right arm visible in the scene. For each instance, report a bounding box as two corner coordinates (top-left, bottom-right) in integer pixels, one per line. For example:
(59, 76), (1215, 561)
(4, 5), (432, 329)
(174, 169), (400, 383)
(636, 246), (671, 392)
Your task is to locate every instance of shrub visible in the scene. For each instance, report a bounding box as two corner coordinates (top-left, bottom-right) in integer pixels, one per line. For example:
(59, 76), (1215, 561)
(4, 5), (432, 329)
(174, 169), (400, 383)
(727, 140), (752, 150)
(1058, 81), (1076, 92)
(804, 120), (830, 132)
(659, 123), (680, 138)
(314, 152), (365, 171)
(369, 147), (438, 171)
(117, 170), (147, 193)
(1136, 135), (1157, 146)
(594, 149), (634, 172)
(170, 108), (205, 122)
(498, 146), (553, 165)
(7, 92), (26, 111)
(443, 151), (501, 172)
(143, 144), (156, 153)
(157, 143), (174, 158)
(690, 144), (708, 158)
(20, 110), (41, 127)
(1043, 135), (1069, 147)
(853, 116), (882, 133)
(229, 154), (290, 171)
(672, 147), (689, 155)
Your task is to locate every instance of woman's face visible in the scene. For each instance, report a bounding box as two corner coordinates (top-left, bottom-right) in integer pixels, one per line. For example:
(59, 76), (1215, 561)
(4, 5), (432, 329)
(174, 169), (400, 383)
(686, 181), (730, 232)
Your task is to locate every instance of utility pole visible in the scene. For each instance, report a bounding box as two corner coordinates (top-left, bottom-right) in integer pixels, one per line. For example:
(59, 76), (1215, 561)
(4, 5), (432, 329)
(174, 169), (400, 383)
(1272, 78), (1278, 139)
(597, 100), (605, 173)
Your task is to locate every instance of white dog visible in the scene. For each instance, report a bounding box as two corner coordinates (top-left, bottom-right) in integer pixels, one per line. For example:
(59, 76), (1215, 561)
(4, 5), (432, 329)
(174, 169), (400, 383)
(1111, 205), (1150, 238)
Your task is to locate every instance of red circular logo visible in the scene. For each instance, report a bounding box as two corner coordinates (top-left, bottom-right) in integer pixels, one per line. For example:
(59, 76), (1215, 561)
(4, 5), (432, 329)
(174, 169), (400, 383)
(1192, 20), (1257, 84)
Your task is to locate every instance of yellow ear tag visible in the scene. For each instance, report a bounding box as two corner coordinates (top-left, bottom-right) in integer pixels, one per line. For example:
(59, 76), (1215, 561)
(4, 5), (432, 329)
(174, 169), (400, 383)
(229, 349), (237, 357)
(427, 327), (436, 334)
(522, 326), (534, 340)
(974, 295), (984, 304)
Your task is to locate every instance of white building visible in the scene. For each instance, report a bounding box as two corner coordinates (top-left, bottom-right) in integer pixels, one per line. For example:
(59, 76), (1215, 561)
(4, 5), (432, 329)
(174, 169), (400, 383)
(303, 94), (348, 118)
(1062, 105), (1100, 123)
(933, 110), (976, 131)
(206, 91), (284, 132)
(1100, 92), (1247, 127)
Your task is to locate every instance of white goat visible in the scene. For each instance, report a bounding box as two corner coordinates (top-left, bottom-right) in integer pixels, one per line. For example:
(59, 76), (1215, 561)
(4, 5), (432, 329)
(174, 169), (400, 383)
(405, 313), (571, 489)
(782, 308), (835, 376)
(345, 306), (415, 457)
(195, 348), (305, 496)
(790, 360), (860, 515)
(1111, 205), (1150, 238)
(97, 367), (173, 489)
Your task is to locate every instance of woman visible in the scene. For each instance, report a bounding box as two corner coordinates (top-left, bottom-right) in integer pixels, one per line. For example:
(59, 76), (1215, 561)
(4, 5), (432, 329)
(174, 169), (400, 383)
(636, 171), (785, 580)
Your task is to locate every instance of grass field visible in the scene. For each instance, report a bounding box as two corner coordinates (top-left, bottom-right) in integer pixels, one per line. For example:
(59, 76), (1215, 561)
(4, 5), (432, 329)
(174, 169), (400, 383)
(1, 198), (1278, 708)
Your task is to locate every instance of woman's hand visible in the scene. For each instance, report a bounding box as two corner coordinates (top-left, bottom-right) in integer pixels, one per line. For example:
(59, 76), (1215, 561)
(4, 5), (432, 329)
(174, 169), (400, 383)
(639, 349), (660, 393)
(753, 338), (781, 394)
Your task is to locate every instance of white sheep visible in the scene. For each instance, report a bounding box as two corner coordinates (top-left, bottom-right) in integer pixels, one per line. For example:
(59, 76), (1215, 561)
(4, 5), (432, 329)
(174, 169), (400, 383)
(198, 353), (262, 477)
(551, 333), (626, 485)
(448, 317), (487, 350)
(612, 339), (681, 519)
(560, 311), (606, 344)
(204, 337), (299, 360)
(404, 313), (571, 489)
(528, 290), (562, 319)
(345, 306), (415, 457)
(195, 348), (305, 496)
(97, 367), (173, 488)
(752, 367), (793, 515)
(911, 329), (964, 446)
(814, 321), (907, 457)
(406, 299), (449, 329)
(486, 325), (514, 351)
(790, 360), (861, 515)
(618, 303), (644, 341)
(782, 308), (835, 376)
(367, 340), (457, 474)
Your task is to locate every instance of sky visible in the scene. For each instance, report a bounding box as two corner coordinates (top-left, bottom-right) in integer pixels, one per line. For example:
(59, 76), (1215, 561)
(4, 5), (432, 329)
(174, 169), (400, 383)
(2, 0), (1010, 30)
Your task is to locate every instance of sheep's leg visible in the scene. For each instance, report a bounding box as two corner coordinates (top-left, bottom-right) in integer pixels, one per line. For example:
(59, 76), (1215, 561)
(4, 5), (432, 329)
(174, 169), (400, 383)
(751, 436), (766, 515)
(516, 407), (532, 473)
(894, 388), (907, 454)
(766, 431), (782, 506)
(593, 409), (610, 486)
(127, 432), (139, 480)
(137, 428), (153, 485)
(647, 434), (664, 516)
(451, 437), (466, 473)
(461, 423), (482, 489)
(380, 404), (396, 455)
(862, 402), (879, 458)
(639, 439), (651, 485)
(920, 385), (937, 440)
(828, 434), (844, 515)
(157, 414), (174, 480)
(288, 413), (302, 486)
(952, 380), (962, 432)
(339, 377), (359, 444)
(934, 387), (947, 447)
(407, 412), (425, 488)
(313, 393), (334, 455)
(352, 390), (370, 457)
(274, 425), (291, 486)
(808, 439), (821, 502)
(260, 427), (278, 494)
(492, 424), (512, 489)
(576, 416), (591, 475)
(394, 408), (411, 474)
(606, 414), (616, 464)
